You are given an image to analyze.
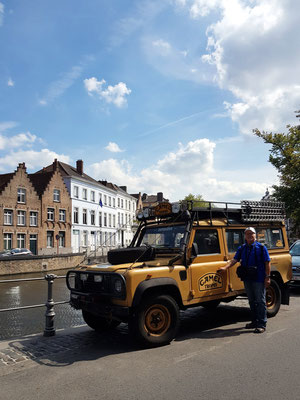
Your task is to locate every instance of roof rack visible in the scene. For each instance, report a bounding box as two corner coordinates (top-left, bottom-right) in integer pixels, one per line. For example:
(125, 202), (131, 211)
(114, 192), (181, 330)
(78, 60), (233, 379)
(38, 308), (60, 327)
(137, 200), (286, 226)
(182, 200), (286, 224)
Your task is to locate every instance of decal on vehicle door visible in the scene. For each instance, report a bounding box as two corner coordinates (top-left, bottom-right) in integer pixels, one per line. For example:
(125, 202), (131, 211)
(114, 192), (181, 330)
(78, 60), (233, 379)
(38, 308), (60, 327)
(198, 273), (223, 291)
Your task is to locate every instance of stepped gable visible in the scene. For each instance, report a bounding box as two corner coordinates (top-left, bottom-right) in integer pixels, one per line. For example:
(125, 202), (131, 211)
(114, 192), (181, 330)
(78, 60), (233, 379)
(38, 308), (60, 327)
(28, 171), (54, 197)
(0, 173), (14, 194)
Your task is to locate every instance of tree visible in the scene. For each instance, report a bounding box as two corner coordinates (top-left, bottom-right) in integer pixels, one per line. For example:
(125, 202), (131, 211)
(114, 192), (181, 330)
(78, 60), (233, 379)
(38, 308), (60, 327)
(253, 113), (300, 237)
(181, 194), (210, 207)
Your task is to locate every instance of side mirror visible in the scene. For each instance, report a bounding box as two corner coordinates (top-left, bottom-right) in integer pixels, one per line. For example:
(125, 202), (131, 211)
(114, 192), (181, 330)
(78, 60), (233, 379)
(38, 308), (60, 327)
(191, 242), (198, 259)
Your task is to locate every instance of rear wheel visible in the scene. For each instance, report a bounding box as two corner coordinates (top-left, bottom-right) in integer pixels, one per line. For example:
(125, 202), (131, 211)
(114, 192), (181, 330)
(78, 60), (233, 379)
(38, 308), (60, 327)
(129, 294), (180, 347)
(82, 310), (121, 332)
(266, 279), (281, 317)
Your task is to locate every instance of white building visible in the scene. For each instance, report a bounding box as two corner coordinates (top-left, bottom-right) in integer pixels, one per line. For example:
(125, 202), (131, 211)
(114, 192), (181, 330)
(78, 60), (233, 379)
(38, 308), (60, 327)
(41, 160), (137, 254)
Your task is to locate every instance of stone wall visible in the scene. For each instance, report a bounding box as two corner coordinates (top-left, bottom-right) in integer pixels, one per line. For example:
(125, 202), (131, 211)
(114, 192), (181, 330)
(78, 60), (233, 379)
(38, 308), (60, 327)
(0, 253), (86, 276)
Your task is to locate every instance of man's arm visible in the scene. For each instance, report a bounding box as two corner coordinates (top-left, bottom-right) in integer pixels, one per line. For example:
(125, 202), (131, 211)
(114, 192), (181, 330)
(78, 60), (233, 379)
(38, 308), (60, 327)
(265, 260), (271, 287)
(218, 258), (238, 272)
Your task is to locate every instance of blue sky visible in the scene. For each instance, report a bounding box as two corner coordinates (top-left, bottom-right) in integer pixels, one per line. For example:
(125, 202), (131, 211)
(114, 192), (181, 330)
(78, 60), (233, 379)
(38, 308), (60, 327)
(1, 0), (300, 202)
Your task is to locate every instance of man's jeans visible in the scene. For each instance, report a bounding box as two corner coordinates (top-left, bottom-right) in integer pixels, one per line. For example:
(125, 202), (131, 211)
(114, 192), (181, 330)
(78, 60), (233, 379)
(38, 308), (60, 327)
(244, 280), (267, 328)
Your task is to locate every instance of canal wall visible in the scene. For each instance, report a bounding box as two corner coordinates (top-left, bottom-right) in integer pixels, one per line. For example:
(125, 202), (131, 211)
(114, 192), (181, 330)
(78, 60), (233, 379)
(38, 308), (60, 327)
(0, 253), (86, 276)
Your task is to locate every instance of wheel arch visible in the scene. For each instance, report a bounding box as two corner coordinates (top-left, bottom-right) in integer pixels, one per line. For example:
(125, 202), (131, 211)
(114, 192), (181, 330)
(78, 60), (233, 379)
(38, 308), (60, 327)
(271, 270), (290, 305)
(132, 278), (183, 309)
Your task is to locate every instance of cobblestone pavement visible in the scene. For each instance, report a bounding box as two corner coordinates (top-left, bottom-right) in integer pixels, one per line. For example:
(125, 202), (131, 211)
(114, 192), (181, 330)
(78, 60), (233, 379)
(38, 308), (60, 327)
(0, 298), (251, 375)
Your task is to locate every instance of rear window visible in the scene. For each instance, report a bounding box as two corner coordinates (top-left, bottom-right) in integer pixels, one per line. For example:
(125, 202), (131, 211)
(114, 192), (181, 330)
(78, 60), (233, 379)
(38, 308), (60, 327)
(193, 229), (220, 255)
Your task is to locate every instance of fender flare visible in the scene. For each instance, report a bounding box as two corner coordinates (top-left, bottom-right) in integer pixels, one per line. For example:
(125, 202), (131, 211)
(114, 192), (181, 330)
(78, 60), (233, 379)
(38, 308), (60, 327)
(132, 278), (182, 308)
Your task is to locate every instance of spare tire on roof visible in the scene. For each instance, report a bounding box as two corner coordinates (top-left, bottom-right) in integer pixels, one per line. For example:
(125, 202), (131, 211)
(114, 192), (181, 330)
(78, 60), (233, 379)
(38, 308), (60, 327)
(107, 246), (155, 265)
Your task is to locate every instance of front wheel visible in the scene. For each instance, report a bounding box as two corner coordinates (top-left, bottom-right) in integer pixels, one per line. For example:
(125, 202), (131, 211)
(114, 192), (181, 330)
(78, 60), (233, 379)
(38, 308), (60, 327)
(82, 310), (121, 332)
(129, 294), (180, 347)
(266, 279), (281, 317)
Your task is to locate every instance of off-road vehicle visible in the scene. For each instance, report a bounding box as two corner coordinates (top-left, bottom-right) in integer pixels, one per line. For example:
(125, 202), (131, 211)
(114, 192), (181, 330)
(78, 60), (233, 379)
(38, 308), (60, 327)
(66, 200), (292, 346)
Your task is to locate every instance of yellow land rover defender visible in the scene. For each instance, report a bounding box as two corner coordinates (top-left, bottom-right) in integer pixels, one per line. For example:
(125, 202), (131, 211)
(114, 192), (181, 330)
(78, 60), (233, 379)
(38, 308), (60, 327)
(66, 200), (292, 347)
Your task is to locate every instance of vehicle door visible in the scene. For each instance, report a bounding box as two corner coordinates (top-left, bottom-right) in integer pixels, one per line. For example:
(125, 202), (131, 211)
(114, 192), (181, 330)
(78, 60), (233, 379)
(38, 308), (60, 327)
(222, 228), (245, 291)
(189, 227), (229, 299)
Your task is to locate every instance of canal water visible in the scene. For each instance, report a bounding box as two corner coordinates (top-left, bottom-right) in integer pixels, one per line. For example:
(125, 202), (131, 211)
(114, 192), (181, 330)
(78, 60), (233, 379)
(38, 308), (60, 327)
(0, 270), (85, 340)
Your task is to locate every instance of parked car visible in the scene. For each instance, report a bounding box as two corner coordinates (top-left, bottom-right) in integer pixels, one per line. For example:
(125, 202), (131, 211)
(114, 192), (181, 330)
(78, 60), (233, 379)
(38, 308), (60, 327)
(0, 248), (33, 257)
(290, 240), (300, 285)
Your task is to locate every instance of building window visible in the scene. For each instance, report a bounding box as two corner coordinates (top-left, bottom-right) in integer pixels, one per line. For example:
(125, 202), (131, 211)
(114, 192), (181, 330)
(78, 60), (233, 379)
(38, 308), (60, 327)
(91, 191), (95, 202)
(30, 211), (38, 226)
(47, 208), (54, 221)
(59, 231), (65, 247)
(17, 210), (26, 226)
(113, 214), (116, 228)
(113, 198), (115, 207)
(82, 188), (87, 200)
(17, 188), (26, 203)
(17, 233), (26, 248)
(4, 233), (12, 250)
(108, 214), (111, 227)
(74, 207), (79, 224)
(109, 196), (111, 207)
(74, 186), (79, 198)
(99, 212), (102, 227)
(104, 213), (107, 227)
(104, 195), (107, 205)
(83, 209), (87, 224)
(118, 198), (120, 207)
(4, 210), (13, 225)
(59, 209), (66, 222)
(47, 231), (54, 247)
(83, 231), (88, 247)
(118, 212), (120, 226)
(91, 210), (95, 225)
(53, 189), (60, 202)
(121, 199), (124, 208)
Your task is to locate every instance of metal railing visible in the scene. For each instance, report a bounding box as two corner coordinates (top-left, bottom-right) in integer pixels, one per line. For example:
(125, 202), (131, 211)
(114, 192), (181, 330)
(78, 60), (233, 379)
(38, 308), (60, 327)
(0, 274), (68, 337)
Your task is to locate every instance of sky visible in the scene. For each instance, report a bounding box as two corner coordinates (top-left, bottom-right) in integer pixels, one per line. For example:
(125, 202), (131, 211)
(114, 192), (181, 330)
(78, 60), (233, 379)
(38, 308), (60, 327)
(1, 0), (300, 203)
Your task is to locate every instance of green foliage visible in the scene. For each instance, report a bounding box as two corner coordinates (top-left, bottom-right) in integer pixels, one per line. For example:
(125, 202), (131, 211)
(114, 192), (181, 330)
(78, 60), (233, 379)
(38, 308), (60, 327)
(181, 193), (210, 207)
(253, 115), (300, 236)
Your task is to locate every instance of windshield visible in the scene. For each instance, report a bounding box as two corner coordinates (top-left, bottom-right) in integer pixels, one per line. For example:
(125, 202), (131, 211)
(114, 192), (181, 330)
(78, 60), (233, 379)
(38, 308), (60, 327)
(139, 224), (186, 249)
(290, 242), (300, 256)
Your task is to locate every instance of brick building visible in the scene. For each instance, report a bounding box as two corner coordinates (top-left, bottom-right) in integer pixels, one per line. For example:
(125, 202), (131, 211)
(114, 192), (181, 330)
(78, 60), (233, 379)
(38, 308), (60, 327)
(0, 163), (40, 254)
(0, 162), (72, 255)
(29, 159), (72, 254)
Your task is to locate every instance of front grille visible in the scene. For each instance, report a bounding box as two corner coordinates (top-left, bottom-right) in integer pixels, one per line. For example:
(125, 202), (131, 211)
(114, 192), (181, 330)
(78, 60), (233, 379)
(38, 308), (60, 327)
(76, 274), (111, 294)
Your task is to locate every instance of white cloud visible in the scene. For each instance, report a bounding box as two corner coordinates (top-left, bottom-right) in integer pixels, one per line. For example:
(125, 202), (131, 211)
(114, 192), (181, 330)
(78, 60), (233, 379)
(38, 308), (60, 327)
(0, 149), (70, 172)
(105, 142), (124, 153)
(0, 121), (18, 132)
(178, 0), (300, 133)
(88, 137), (272, 202)
(7, 78), (14, 87)
(0, 132), (37, 150)
(84, 77), (131, 108)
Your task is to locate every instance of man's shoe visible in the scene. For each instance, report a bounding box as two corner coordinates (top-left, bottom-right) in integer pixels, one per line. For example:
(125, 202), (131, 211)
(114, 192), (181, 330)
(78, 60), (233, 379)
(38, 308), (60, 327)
(245, 322), (256, 329)
(254, 327), (266, 334)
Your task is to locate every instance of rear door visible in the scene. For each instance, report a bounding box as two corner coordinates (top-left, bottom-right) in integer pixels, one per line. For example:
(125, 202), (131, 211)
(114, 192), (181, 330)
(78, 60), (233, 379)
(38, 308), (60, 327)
(223, 228), (245, 291)
(189, 227), (229, 300)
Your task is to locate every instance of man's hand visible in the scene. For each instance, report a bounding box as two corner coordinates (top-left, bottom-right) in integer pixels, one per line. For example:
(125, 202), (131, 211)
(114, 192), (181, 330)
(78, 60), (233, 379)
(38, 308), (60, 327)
(265, 276), (271, 287)
(217, 266), (227, 272)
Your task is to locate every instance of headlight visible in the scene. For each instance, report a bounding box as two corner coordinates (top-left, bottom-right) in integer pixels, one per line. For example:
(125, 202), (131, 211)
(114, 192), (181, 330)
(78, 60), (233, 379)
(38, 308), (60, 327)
(80, 273), (88, 281)
(94, 274), (103, 283)
(67, 272), (76, 289)
(114, 278), (123, 293)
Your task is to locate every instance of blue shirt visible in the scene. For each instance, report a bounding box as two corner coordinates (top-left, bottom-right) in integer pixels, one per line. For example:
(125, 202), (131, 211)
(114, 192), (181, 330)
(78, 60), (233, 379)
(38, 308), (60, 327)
(234, 241), (271, 282)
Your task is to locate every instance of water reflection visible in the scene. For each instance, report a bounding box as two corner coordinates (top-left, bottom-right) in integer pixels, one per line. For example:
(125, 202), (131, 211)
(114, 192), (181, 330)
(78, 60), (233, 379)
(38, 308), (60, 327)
(0, 270), (84, 340)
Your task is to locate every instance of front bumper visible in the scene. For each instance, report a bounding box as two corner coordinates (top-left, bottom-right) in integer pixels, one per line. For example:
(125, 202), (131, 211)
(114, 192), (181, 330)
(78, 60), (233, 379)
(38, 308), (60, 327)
(70, 291), (130, 322)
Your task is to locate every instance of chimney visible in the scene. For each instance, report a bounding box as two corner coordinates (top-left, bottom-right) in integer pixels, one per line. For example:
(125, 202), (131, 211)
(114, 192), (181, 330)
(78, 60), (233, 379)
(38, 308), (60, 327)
(53, 158), (58, 170)
(18, 162), (26, 170)
(120, 186), (127, 192)
(142, 193), (147, 201)
(157, 192), (163, 202)
(76, 159), (83, 175)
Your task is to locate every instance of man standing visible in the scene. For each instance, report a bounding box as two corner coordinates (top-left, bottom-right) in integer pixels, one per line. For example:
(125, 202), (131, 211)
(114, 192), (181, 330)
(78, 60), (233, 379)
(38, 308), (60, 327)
(218, 227), (271, 333)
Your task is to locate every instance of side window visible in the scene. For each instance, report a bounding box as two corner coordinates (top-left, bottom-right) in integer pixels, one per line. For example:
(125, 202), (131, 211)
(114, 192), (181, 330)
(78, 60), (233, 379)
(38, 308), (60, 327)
(226, 229), (244, 253)
(256, 228), (284, 249)
(194, 229), (220, 255)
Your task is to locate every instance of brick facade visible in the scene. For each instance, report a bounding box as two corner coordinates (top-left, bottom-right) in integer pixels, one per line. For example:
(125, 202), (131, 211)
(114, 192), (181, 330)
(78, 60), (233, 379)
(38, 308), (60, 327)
(0, 162), (72, 255)
(0, 163), (40, 253)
